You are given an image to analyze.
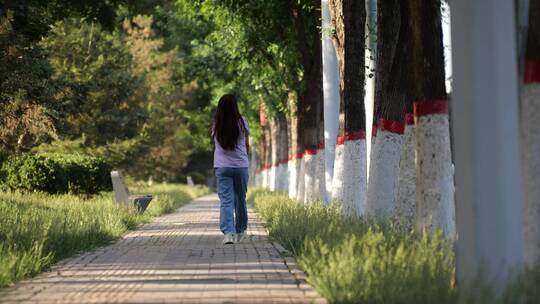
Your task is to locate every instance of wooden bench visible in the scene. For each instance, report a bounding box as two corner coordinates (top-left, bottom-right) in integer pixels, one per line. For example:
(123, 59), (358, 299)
(110, 170), (153, 213)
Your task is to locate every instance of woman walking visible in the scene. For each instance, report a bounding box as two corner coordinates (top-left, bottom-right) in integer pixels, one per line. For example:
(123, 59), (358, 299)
(212, 94), (250, 244)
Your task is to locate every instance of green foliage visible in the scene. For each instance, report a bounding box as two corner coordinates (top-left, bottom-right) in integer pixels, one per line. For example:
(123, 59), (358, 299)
(0, 183), (208, 287)
(188, 172), (206, 185)
(44, 153), (112, 194)
(249, 189), (457, 304)
(40, 18), (146, 145)
(0, 13), (61, 153)
(2, 154), (68, 194)
(1, 153), (111, 195)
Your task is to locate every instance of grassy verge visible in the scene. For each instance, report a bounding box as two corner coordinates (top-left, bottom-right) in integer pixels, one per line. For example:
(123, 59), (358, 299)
(249, 189), (540, 304)
(249, 188), (456, 303)
(0, 183), (208, 288)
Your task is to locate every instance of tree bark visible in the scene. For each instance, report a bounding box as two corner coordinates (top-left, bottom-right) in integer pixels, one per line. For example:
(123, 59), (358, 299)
(329, 0), (367, 216)
(276, 111), (289, 192)
(287, 92), (302, 199)
(522, 0), (540, 267)
(291, 1), (324, 203)
(366, 0), (409, 219)
(409, 0), (454, 236)
(269, 117), (279, 191)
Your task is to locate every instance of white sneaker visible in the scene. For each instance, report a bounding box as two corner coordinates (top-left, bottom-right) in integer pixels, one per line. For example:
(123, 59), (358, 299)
(236, 232), (245, 243)
(222, 233), (235, 245)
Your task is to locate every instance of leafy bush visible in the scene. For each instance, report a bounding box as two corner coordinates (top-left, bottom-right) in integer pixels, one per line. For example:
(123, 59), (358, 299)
(188, 171), (207, 185)
(0, 153), (111, 194)
(45, 153), (112, 194)
(1, 154), (68, 194)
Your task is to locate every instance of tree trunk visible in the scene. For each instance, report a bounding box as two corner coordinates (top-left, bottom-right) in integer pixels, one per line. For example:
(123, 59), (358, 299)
(409, 0), (454, 235)
(522, 0), (540, 267)
(396, 106), (416, 229)
(314, 87), (327, 201)
(366, 0), (409, 219)
(321, 0), (341, 201)
(329, 0), (367, 216)
(276, 111), (289, 192)
(287, 92), (303, 199)
(292, 1), (324, 203)
(260, 103), (272, 189)
(269, 117), (279, 191)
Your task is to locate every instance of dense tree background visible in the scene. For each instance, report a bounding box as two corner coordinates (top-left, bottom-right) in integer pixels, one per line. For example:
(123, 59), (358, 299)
(0, 0), (318, 183)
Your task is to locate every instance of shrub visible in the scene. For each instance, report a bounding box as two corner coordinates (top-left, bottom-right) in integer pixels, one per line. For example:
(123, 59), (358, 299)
(46, 153), (112, 194)
(2, 154), (68, 193)
(189, 171), (207, 185)
(1, 153), (111, 194)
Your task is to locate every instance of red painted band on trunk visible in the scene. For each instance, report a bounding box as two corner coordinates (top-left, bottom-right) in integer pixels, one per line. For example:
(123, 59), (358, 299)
(372, 125), (378, 137)
(525, 61), (540, 83)
(345, 131), (366, 141)
(376, 118), (405, 134)
(405, 113), (415, 125)
(413, 100), (448, 116)
(304, 148), (317, 155)
(278, 159), (288, 165)
(288, 153), (304, 160)
(317, 142), (325, 150)
(337, 130), (367, 145)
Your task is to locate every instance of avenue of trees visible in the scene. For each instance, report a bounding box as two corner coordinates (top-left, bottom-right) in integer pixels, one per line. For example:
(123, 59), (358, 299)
(2, 0), (540, 294)
(248, 0), (540, 291)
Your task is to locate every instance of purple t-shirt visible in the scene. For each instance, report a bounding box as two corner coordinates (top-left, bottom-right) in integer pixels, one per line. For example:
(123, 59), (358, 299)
(213, 117), (250, 168)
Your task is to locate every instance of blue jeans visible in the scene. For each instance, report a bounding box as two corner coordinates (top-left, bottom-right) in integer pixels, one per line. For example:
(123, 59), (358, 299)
(215, 167), (249, 234)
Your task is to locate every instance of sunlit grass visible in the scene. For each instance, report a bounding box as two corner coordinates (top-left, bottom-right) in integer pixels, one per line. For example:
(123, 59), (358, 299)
(249, 188), (540, 304)
(0, 183), (208, 288)
(249, 188), (457, 304)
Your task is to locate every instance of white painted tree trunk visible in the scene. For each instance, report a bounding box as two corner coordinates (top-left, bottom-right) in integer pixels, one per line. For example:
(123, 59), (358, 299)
(522, 75), (540, 267)
(303, 150), (318, 203)
(414, 101), (455, 236)
(332, 133), (368, 216)
(269, 165), (277, 191)
(395, 114), (416, 229)
(343, 136), (368, 216)
(315, 147), (327, 202)
(288, 155), (301, 199)
(256, 171), (262, 187)
(296, 157), (306, 202)
(322, 0), (341, 200)
(366, 120), (404, 218)
(262, 167), (268, 188)
(331, 137), (345, 204)
(451, 0), (524, 288)
(365, 0), (377, 166)
(277, 163), (283, 191)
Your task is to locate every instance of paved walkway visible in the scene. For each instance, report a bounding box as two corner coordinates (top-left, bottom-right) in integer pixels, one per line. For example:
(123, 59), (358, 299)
(0, 194), (325, 304)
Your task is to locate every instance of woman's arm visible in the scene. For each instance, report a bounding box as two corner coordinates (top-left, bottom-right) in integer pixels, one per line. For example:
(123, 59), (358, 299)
(246, 135), (250, 154)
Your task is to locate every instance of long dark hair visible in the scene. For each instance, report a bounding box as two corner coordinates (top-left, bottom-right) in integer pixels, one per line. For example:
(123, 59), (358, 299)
(213, 94), (246, 150)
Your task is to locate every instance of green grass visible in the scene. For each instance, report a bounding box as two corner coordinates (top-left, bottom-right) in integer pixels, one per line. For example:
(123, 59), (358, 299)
(249, 188), (540, 304)
(0, 183), (208, 288)
(249, 188), (456, 303)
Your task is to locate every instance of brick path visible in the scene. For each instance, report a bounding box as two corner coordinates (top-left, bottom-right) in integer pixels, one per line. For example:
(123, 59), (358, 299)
(0, 194), (325, 304)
